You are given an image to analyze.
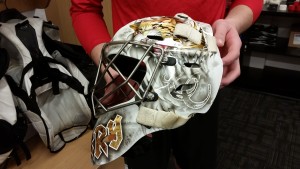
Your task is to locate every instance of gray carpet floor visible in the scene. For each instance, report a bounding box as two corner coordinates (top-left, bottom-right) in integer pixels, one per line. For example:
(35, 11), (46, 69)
(217, 87), (300, 169)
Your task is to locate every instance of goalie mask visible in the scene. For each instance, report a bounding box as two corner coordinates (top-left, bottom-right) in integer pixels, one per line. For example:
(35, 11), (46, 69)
(91, 13), (223, 165)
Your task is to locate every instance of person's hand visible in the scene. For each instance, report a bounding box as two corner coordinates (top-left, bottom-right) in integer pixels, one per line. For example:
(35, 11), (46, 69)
(100, 70), (138, 107)
(212, 19), (242, 88)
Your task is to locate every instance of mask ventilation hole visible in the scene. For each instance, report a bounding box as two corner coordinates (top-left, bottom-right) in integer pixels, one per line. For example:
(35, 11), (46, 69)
(175, 84), (194, 91)
(184, 63), (200, 68)
(147, 35), (163, 41)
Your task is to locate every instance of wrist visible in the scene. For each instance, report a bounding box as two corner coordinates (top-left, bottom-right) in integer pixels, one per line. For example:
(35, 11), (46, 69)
(225, 5), (254, 33)
(91, 43), (106, 65)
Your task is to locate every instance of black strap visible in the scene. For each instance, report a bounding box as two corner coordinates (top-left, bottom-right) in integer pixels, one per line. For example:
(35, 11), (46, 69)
(0, 120), (16, 154)
(0, 48), (9, 79)
(15, 20), (85, 98)
(18, 57), (67, 91)
(0, 8), (26, 23)
(29, 67), (85, 99)
(42, 30), (97, 91)
(18, 56), (85, 98)
(5, 75), (40, 115)
(14, 108), (31, 162)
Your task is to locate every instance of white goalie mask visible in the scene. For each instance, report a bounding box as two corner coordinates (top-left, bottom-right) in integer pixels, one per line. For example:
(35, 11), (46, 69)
(91, 13), (223, 165)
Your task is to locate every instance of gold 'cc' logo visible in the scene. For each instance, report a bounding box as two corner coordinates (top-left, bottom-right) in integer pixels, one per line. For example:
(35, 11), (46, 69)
(92, 115), (123, 159)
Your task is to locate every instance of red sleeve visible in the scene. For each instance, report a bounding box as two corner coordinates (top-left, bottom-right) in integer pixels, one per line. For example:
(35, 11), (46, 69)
(230, 0), (263, 23)
(70, 0), (111, 54)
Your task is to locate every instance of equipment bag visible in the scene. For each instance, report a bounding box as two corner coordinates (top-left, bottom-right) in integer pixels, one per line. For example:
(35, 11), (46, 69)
(0, 15), (91, 152)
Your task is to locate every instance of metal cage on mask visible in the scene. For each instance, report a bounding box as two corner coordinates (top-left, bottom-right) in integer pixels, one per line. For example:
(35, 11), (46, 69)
(91, 40), (165, 117)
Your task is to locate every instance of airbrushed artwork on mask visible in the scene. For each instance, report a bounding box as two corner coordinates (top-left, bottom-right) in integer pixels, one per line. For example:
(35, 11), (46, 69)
(129, 16), (206, 49)
(128, 45), (215, 118)
(92, 114), (123, 159)
(121, 16), (218, 118)
(155, 49), (211, 109)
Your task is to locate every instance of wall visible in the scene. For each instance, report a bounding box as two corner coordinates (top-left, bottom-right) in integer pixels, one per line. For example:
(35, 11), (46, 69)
(0, 0), (49, 12)
(45, 0), (113, 45)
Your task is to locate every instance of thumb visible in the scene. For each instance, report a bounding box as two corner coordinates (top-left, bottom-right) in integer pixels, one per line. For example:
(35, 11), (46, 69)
(212, 20), (227, 47)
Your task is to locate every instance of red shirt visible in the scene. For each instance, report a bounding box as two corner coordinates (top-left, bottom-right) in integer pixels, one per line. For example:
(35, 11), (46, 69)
(70, 0), (262, 54)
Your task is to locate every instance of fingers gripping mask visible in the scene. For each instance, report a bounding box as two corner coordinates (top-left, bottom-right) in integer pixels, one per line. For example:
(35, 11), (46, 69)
(91, 13), (223, 165)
